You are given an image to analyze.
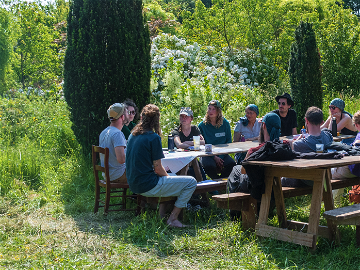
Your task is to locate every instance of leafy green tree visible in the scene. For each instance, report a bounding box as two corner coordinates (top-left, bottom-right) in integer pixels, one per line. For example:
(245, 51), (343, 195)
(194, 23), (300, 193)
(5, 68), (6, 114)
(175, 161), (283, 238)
(289, 21), (322, 128)
(0, 8), (10, 93)
(64, 0), (151, 155)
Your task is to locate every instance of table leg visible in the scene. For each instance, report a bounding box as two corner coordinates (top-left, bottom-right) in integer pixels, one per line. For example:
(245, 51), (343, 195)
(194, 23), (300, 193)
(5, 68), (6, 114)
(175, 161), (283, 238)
(307, 175), (325, 250)
(191, 158), (204, 182)
(257, 174), (274, 225)
(273, 176), (287, 228)
(323, 168), (340, 244)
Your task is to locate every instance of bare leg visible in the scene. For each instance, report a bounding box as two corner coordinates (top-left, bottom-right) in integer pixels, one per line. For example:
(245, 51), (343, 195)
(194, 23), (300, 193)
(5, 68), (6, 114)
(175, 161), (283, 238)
(159, 204), (167, 218)
(167, 206), (188, 227)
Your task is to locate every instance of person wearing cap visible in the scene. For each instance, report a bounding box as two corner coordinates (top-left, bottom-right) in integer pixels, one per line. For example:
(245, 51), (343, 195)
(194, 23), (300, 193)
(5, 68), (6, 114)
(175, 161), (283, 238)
(321, 98), (357, 138)
(99, 103), (129, 183)
(171, 107), (206, 181)
(172, 107), (205, 149)
(227, 113), (288, 207)
(272, 92), (298, 136)
(126, 104), (197, 228)
(198, 100), (236, 179)
(121, 98), (138, 140)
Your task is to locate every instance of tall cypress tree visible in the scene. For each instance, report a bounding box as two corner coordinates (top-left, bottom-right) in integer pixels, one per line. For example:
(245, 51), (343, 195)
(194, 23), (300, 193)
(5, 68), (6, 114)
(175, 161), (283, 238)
(64, 0), (151, 155)
(289, 21), (322, 129)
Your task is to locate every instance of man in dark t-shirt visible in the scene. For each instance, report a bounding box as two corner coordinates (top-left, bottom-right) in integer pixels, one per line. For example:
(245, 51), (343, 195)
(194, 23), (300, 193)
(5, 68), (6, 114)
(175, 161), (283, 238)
(272, 92), (297, 136)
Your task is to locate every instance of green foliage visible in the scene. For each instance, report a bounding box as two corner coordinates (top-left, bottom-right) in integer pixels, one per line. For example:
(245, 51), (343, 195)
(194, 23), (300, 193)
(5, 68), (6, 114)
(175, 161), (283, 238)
(181, 0), (360, 93)
(0, 8), (10, 92)
(150, 34), (280, 136)
(5, 1), (64, 92)
(64, 0), (151, 156)
(289, 21), (322, 128)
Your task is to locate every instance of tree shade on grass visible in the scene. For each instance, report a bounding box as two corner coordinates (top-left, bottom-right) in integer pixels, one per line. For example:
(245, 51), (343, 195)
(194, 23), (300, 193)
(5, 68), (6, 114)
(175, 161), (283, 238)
(64, 0), (151, 156)
(289, 21), (322, 129)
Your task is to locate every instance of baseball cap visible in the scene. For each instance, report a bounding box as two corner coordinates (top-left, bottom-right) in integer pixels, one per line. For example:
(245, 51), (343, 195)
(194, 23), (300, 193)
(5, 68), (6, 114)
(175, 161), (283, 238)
(107, 103), (126, 120)
(179, 107), (193, 117)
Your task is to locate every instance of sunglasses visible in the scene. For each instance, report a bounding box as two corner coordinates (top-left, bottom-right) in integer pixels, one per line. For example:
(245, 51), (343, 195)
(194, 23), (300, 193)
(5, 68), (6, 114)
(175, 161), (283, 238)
(128, 110), (136, 115)
(329, 106), (337, 110)
(278, 102), (286, 106)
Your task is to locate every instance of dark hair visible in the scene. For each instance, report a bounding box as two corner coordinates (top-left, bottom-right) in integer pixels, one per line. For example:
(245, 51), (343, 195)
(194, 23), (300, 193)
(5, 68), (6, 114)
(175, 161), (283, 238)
(305, 106), (323, 125)
(123, 98), (139, 120)
(132, 104), (161, 136)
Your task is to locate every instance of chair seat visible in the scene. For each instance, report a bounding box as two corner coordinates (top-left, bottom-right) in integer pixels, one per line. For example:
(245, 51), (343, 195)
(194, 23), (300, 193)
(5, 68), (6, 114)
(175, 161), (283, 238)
(92, 145), (141, 214)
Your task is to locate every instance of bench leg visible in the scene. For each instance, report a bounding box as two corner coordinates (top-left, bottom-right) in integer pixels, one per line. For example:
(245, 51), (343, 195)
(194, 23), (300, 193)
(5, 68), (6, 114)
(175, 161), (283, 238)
(241, 197), (257, 230)
(323, 169), (340, 245)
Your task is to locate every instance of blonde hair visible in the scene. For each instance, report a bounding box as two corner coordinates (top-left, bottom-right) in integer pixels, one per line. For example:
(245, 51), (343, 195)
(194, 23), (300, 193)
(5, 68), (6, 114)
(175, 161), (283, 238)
(203, 106), (223, 128)
(353, 111), (360, 126)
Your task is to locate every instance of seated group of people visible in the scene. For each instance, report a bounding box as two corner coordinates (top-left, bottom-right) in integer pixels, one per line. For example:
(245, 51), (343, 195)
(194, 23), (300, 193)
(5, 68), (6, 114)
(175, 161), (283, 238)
(99, 94), (360, 227)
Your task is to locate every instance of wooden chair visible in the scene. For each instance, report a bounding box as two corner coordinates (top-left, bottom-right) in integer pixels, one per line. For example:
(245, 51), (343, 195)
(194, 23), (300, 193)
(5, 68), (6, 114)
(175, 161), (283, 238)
(92, 145), (140, 214)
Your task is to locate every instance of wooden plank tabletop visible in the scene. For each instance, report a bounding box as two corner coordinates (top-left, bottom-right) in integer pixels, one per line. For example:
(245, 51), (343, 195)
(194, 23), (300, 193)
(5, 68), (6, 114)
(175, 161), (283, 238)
(243, 155), (360, 169)
(280, 134), (355, 142)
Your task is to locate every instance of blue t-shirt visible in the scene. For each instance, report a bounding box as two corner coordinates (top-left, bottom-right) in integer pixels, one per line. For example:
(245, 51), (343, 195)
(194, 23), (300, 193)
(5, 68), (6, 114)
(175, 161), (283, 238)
(126, 131), (165, 194)
(198, 118), (232, 145)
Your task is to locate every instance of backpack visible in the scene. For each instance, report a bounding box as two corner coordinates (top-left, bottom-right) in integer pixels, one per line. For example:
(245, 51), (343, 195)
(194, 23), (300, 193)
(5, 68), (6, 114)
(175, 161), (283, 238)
(349, 185), (360, 204)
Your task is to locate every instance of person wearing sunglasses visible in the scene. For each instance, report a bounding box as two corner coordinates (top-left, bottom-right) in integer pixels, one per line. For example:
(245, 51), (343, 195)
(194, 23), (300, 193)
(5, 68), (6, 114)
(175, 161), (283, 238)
(272, 93), (298, 136)
(198, 100), (236, 179)
(320, 98), (357, 141)
(121, 98), (138, 140)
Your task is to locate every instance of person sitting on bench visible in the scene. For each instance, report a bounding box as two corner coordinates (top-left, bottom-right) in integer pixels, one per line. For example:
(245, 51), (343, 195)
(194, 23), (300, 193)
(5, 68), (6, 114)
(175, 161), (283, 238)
(126, 104), (197, 228)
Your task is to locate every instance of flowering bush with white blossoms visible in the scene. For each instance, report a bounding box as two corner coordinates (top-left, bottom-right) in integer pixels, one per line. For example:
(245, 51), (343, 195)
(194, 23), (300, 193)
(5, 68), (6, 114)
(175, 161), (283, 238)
(150, 33), (279, 135)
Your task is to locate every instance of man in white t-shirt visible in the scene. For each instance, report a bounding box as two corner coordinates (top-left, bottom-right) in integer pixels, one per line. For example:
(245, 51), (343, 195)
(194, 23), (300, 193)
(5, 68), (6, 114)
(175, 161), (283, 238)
(99, 103), (129, 183)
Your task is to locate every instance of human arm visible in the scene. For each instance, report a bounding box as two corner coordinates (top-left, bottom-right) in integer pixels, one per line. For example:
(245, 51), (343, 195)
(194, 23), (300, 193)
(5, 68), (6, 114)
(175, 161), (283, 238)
(114, 146), (126, 164)
(320, 116), (331, 130)
(153, 159), (169, 176)
(336, 114), (356, 132)
(233, 131), (241, 142)
(292, 127), (297, 135)
(245, 136), (259, 141)
(174, 136), (194, 149)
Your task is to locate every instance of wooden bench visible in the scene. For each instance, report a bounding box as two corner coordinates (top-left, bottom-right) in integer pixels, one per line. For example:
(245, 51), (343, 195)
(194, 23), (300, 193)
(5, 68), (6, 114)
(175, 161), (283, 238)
(323, 203), (360, 246)
(213, 177), (360, 230)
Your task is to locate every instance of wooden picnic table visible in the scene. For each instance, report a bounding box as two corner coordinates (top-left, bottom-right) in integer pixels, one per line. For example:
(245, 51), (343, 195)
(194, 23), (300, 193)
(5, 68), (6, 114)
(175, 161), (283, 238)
(243, 155), (360, 249)
(163, 141), (259, 182)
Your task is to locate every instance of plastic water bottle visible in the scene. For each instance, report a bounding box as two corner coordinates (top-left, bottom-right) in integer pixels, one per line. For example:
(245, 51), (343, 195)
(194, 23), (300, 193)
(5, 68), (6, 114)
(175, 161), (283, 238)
(331, 117), (337, 137)
(301, 126), (306, 135)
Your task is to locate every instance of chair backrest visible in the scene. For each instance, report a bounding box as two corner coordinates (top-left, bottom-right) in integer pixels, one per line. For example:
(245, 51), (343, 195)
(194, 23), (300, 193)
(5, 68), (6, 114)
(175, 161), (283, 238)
(92, 145), (111, 185)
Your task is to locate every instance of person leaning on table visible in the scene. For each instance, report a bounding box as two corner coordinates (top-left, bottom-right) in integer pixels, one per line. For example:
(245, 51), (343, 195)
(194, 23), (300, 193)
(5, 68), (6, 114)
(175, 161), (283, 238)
(198, 100), (236, 180)
(233, 104), (261, 163)
(126, 104), (197, 228)
(171, 107), (207, 181)
(99, 103), (129, 183)
(320, 98), (357, 144)
(284, 106), (334, 187)
(331, 110), (360, 179)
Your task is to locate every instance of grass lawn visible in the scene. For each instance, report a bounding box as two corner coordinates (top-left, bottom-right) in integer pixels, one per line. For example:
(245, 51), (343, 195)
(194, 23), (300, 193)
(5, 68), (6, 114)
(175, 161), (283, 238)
(1, 93), (360, 269)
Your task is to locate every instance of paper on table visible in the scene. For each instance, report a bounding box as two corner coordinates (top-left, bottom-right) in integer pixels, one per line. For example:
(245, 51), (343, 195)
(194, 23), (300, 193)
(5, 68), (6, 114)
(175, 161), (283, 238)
(212, 147), (242, 153)
(162, 151), (199, 174)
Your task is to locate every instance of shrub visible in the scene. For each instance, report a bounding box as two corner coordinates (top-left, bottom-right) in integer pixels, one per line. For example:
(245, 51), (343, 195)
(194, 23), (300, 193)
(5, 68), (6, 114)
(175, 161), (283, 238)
(64, 0), (151, 156)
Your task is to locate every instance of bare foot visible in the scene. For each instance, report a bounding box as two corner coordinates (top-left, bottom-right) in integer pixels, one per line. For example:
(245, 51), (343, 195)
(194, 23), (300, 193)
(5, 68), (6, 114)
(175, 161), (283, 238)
(167, 219), (190, 228)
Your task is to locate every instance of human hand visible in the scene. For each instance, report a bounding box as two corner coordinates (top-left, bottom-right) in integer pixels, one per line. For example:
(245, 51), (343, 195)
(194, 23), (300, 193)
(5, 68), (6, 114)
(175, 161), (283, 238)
(214, 156), (224, 169)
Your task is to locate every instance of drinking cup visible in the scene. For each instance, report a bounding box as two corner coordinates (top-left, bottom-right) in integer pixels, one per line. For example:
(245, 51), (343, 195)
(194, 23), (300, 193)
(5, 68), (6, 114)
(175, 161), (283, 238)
(193, 136), (200, 151)
(205, 144), (212, 153)
(316, 144), (324, 153)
